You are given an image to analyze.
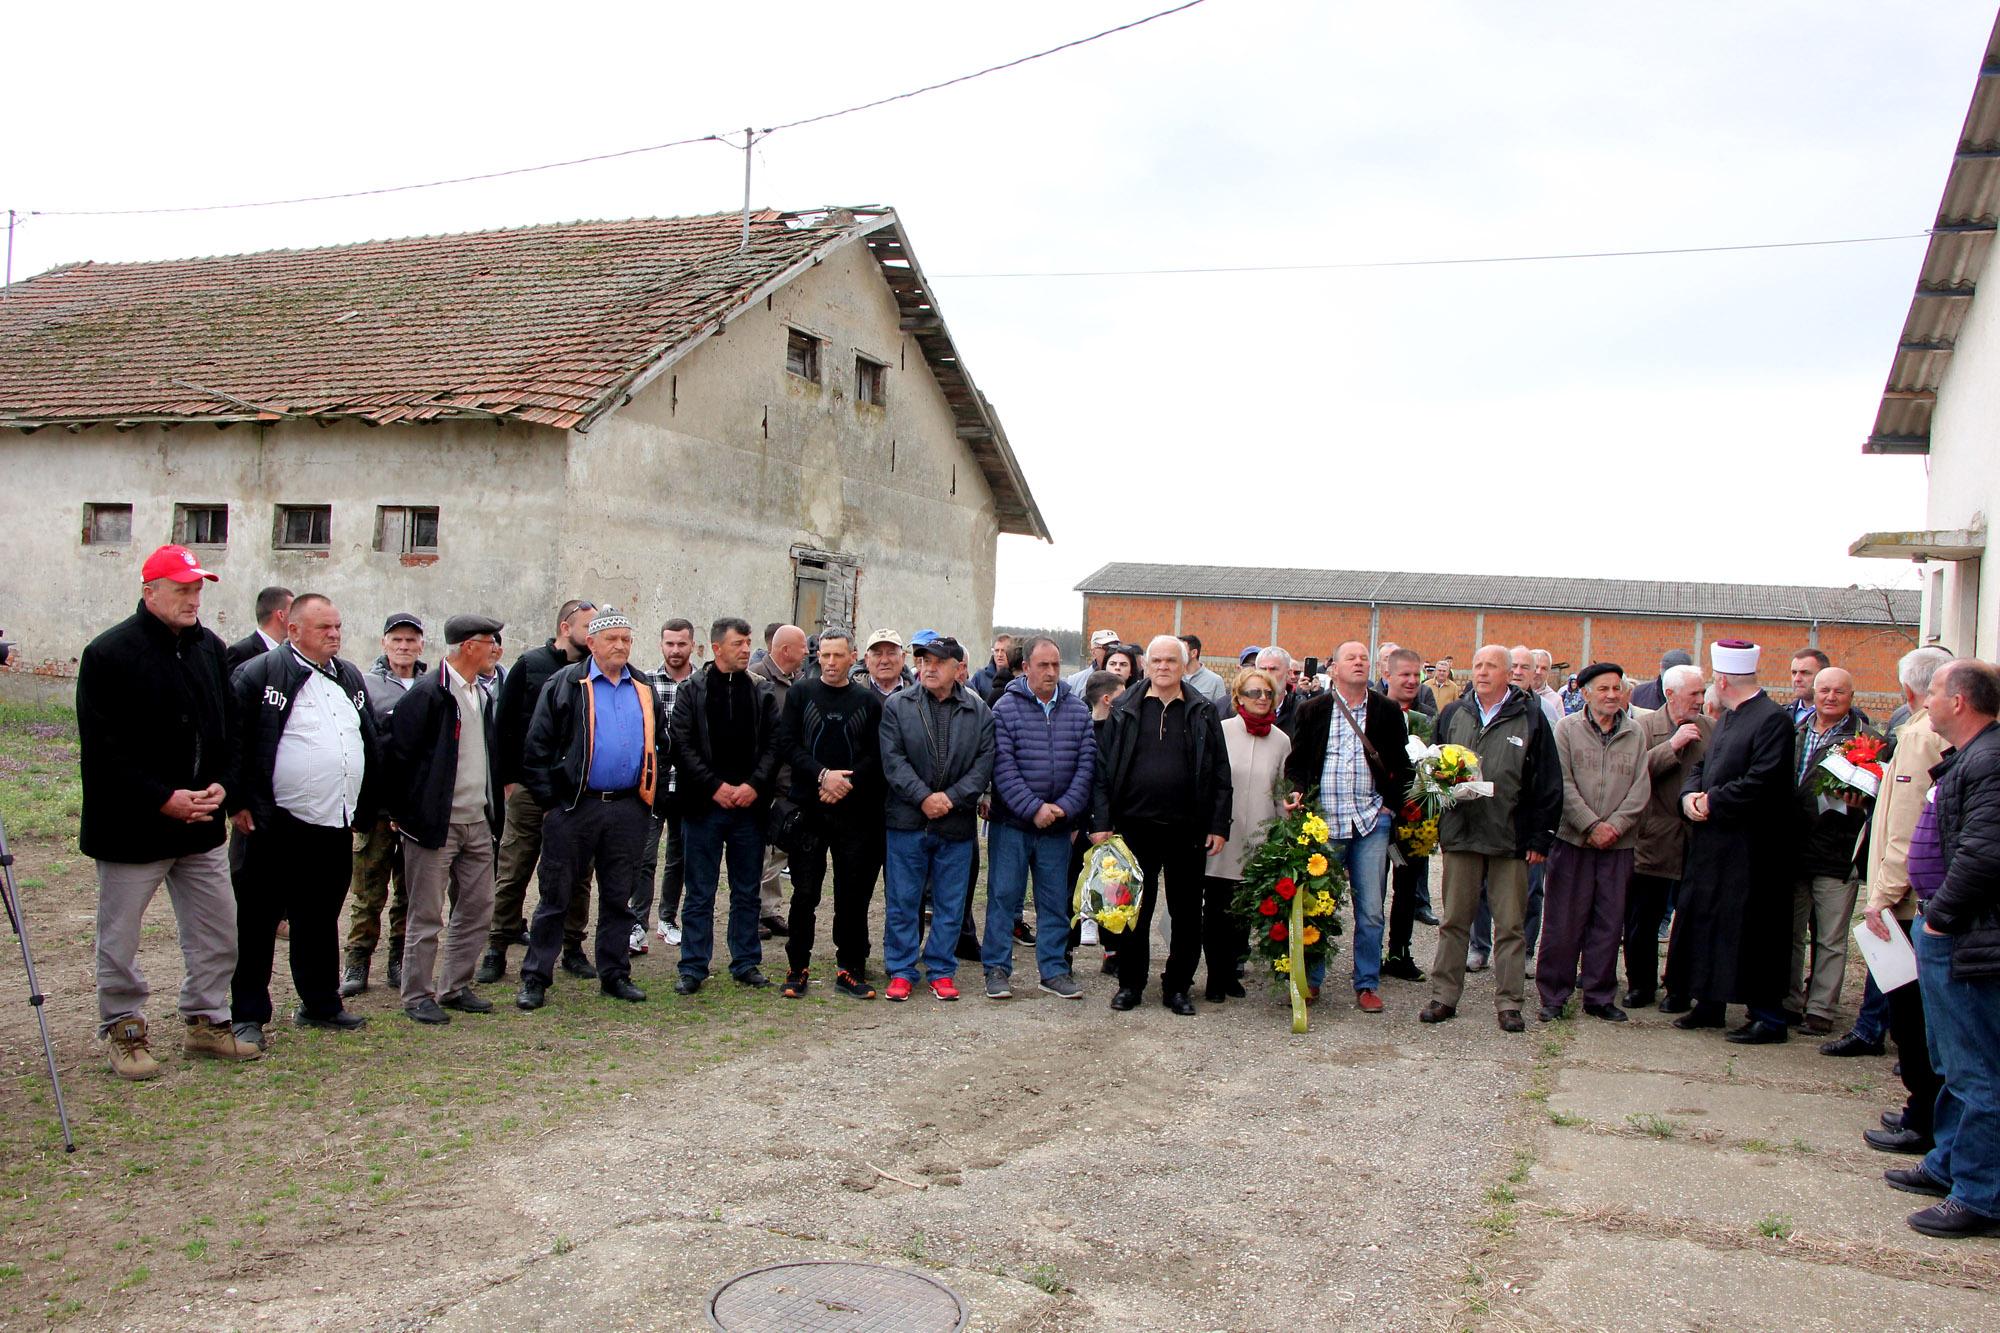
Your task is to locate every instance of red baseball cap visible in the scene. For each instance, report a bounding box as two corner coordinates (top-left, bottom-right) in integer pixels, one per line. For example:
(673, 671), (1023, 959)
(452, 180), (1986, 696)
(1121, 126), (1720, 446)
(140, 544), (219, 584)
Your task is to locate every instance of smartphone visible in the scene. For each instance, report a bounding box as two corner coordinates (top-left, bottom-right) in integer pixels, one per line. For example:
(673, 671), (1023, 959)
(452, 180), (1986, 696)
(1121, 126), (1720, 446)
(1302, 655), (1320, 678)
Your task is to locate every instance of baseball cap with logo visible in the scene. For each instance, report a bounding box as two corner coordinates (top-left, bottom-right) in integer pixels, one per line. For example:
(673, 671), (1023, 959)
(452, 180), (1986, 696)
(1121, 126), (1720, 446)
(140, 544), (219, 584)
(865, 627), (905, 650)
(913, 635), (965, 663)
(382, 611), (425, 635)
(1090, 629), (1121, 648)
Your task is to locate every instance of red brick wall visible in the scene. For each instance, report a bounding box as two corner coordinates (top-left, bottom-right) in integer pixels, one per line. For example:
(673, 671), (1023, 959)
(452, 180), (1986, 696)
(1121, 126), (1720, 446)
(1081, 594), (1912, 696)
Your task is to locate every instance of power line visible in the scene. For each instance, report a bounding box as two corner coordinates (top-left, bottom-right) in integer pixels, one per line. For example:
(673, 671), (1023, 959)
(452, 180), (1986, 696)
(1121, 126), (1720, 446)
(24, 0), (1209, 220)
(932, 231), (1935, 278)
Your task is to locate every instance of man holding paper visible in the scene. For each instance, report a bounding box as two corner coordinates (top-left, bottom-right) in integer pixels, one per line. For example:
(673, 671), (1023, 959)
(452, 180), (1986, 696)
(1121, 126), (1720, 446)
(1855, 646), (1951, 1156)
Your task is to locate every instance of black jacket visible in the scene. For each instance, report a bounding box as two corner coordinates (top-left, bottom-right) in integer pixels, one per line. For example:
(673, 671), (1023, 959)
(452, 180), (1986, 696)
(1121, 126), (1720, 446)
(77, 604), (236, 863)
(1091, 685), (1233, 840)
(1793, 716), (1873, 880)
(668, 664), (782, 815)
(387, 665), (503, 849)
(226, 630), (272, 674)
(523, 661), (671, 811)
(880, 682), (996, 840)
(227, 645), (381, 832)
(494, 639), (582, 787)
(1927, 720), (2000, 978)
(1285, 688), (1415, 817)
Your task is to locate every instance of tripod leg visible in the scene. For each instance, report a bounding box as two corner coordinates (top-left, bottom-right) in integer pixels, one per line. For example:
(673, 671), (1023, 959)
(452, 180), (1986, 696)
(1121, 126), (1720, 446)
(1, 824), (77, 1152)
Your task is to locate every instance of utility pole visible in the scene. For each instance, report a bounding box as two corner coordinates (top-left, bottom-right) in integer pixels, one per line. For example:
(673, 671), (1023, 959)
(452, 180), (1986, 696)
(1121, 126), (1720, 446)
(739, 128), (755, 252)
(4, 209), (15, 297)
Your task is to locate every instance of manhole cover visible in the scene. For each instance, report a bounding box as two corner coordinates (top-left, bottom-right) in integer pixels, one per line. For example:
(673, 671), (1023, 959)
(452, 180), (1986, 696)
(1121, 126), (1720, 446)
(708, 1260), (967, 1332)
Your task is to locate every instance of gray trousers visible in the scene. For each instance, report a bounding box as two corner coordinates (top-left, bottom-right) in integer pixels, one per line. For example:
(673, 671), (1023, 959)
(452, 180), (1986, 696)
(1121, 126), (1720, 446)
(401, 823), (497, 1005)
(1788, 873), (1860, 1020)
(93, 845), (236, 1035)
(1430, 851), (1529, 1011)
(760, 847), (787, 917)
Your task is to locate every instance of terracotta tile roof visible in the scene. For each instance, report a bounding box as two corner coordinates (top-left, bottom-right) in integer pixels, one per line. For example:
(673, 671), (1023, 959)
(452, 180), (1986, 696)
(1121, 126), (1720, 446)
(1077, 562), (1920, 626)
(0, 206), (1049, 539)
(0, 210), (855, 431)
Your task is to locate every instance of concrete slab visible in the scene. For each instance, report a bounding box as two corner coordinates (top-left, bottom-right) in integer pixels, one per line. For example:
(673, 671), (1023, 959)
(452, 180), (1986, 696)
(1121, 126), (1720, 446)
(1512, 1227), (1998, 1333)
(1549, 1068), (1886, 1159)
(1562, 1012), (1898, 1093)
(1535, 1127), (1993, 1258)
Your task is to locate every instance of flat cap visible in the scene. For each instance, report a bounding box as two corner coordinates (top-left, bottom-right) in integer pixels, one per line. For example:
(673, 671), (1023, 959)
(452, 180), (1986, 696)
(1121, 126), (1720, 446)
(1575, 661), (1624, 690)
(444, 614), (503, 645)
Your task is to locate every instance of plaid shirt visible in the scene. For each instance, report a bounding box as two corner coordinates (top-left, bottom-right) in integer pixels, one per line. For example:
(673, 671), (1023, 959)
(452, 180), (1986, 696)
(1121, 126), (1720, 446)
(653, 665), (692, 793)
(1796, 710), (1858, 785)
(1319, 689), (1382, 838)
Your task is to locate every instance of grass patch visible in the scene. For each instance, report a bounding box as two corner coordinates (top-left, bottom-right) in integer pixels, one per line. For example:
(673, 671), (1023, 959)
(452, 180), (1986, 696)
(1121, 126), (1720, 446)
(1755, 1213), (1795, 1241)
(112, 1266), (149, 1291)
(1026, 1262), (1065, 1295)
(1549, 1110), (1588, 1128)
(1626, 1113), (1678, 1139)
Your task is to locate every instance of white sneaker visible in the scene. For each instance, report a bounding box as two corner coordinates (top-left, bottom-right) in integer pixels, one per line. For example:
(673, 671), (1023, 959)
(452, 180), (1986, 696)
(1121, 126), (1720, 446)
(658, 918), (682, 947)
(628, 924), (650, 954)
(1080, 918), (1100, 947)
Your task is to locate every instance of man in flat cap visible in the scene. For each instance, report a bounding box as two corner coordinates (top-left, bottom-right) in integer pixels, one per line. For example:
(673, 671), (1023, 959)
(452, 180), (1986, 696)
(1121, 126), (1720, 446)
(388, 615), (506, 1023)
(1668, 639), (1800, 1044)
(1538, 663), (1651, 1022)
(516, 607), (669, 1008)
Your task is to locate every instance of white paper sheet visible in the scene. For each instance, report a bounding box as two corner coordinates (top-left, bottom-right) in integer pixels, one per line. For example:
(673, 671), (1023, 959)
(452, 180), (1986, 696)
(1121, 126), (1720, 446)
(1853, 920), (1918, 993)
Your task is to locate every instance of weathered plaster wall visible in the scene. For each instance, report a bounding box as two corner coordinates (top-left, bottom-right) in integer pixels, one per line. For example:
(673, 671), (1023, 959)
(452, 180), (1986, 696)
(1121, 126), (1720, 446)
(0, 418), (565, 669)
(574, 237), (1000, 643)
(1927, 278), (2000, 658)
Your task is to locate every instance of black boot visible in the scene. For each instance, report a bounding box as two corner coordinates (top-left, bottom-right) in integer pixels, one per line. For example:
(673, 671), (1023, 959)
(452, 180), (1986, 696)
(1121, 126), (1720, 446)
(385, 941), (404, 991)
(475, 945), (508, 984)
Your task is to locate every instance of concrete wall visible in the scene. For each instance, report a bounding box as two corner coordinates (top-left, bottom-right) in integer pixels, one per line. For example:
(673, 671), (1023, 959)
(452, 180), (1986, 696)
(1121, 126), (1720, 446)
(577, 237), (999, 643)
(1082, 593), (1915, 703)
(0, 418), (565, 671)
(0, 233), (1006, 671)
(1925, 279), (2000, 658)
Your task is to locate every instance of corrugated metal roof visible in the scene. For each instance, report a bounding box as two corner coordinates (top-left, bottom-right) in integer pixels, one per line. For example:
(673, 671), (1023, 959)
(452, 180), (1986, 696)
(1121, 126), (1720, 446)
(1867, 13), (2000, 456)
(0, 206), (1049, 539)
(1075, 562), (1919, 626)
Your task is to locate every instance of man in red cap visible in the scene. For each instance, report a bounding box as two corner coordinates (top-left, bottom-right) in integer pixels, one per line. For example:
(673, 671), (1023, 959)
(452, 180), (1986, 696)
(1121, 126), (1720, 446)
(77, 545), (261, 1078)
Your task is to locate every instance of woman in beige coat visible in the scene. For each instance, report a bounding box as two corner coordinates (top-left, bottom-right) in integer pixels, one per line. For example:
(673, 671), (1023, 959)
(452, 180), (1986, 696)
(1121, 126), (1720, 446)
(1205, 668), (1292, 1002)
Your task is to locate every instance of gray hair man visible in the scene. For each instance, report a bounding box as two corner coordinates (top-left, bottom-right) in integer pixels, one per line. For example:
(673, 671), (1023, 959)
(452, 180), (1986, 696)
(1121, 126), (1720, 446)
(1255, 645), (1300, 734)
(1538, 663), (1651, 1024)
(1671, 640), (1800, 1044)
(1787, 665), (1875, 1036)
(387, 615), (507, 1024)
(1629, 662), (1710, 1008)
(79, 545), (259, 1078)
(1420, 644), (1563, 1034)
(1834, 648), (1950, 1157)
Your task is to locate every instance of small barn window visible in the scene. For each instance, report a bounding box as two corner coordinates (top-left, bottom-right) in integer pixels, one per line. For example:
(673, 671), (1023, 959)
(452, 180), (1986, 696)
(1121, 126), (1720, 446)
(174, 504), (228, 546)
(785, 328), (821, 382)
(855, 355), (887, 406)
(83, 503), (133, 545)
(275, 504), (331, 550)
(375, 505), (440, 555)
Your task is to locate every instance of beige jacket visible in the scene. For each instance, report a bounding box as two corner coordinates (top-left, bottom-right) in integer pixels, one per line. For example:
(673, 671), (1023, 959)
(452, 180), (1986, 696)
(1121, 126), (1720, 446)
(1866, 708), (1948, 921)
(1554, 709), (1651, 850)
(1631, 707), (1712, 878)
(1213, 715), (1292, 881)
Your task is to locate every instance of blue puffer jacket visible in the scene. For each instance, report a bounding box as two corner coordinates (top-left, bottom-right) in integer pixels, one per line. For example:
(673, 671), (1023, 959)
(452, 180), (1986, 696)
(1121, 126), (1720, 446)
(991, 676), (1096, 832)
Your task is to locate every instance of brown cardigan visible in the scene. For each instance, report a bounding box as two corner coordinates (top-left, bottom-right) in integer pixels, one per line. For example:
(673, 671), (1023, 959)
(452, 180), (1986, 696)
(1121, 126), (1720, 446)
(1630, 706), (1713, 877)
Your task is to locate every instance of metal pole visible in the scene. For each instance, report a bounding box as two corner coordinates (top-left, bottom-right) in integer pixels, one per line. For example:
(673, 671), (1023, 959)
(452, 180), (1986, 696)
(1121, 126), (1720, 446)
(740, 128), (754, 252)
(0, 813), (76, 1152)
(5, 209), (15, 296)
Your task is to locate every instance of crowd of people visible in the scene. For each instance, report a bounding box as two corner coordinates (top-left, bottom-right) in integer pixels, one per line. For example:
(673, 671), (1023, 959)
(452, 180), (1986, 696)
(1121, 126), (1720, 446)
(71, 543), (2000, 1240)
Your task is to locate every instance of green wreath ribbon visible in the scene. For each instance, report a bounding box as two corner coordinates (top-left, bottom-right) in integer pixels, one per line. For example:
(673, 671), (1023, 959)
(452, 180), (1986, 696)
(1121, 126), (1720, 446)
(1289, 883), (1309, 1034)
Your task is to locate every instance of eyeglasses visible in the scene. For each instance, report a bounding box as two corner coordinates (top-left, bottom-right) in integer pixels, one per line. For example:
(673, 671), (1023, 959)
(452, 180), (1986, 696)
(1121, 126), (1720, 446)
(1239, 688), (1275, 701)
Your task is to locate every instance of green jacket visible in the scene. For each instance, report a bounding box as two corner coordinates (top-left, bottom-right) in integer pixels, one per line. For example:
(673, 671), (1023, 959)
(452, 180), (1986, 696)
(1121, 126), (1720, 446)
(1434, 686), (1563, 859)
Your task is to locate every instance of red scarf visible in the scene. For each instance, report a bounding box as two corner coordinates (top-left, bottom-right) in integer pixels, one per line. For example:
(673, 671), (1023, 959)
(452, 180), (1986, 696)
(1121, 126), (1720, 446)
(1239, 706), (1277, 738)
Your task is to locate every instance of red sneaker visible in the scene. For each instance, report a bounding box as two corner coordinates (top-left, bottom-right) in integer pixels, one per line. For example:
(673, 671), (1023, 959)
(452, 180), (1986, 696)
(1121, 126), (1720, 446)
(885, 977), (913, 1002)
(1356, 989), (1385, 1014)
(929, 976), (961, 1002)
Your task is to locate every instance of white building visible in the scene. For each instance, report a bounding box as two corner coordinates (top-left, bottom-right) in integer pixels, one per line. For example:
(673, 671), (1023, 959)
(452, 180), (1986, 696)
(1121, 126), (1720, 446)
(1852, 15), (1998, 654)
(0, 207), (1048, 668)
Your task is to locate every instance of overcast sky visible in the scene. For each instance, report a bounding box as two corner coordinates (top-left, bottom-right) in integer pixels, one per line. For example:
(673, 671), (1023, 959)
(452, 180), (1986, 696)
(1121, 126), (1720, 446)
(8, 1), (1988, 627)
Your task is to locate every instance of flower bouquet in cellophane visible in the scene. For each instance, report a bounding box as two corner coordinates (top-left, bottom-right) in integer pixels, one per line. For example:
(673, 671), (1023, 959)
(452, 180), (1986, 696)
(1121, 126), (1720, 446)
(1075, 835), (1144, 937)
(1230, 801), (1348, 1033)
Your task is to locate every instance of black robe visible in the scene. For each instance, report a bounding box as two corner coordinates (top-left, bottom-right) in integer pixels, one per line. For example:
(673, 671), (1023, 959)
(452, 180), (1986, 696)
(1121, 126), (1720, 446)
(1672, 691), (1798, 1008)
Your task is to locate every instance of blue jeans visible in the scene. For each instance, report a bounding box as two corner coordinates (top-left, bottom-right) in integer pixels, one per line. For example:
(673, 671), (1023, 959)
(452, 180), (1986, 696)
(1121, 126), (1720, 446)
(984, 823), (1073, 981)
(1474, 859), (1546, 957)
(1917, 924), (2000, 1217)
(884, 828), (975, 982)
(678, 805), (765, 981)
(1306, 819), (1390, 993)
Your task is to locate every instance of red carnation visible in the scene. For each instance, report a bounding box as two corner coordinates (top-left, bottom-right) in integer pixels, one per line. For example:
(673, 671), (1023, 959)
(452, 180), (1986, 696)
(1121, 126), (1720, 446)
(1401, 801), (1423, 823)
(1258, 897), (1279, 916)
(1270, 921), (1288, 942)
(1112, 888), (1133, 906)
(1275, 878), (1297, 901)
